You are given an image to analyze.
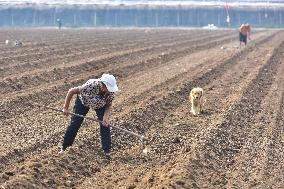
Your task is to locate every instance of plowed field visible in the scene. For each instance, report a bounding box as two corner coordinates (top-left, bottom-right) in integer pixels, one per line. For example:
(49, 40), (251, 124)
(0, 28), (283, 189)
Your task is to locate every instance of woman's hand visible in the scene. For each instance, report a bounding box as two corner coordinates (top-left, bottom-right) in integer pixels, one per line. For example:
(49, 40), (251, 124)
(102, 115), (110, 127)
(62, 108), (70, 116)
(63, 87), (80, 116)
(103, 104), (112, 127)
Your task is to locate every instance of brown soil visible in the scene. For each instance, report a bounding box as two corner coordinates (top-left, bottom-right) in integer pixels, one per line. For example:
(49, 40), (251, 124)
(0, 28), (283, 189)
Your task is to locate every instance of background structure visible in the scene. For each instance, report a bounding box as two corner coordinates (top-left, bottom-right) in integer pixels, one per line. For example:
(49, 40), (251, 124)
(0, 1), (283, 28)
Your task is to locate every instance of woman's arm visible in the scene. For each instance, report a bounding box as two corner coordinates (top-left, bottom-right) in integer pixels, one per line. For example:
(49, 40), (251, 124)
(63, 87), (80, 116)
(248, 26), (251, 40)
(102, 103), (112, 127)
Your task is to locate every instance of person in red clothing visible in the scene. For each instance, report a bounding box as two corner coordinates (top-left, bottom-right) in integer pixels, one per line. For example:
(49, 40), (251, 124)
(239, 23), (251, 46)
(60, 74), (118, 160)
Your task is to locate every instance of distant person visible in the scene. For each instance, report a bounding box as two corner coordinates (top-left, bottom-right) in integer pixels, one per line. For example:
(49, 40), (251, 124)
(239, 23), (251, 46)
(56, 18), (62, 29)
(60, 74), (119, 160)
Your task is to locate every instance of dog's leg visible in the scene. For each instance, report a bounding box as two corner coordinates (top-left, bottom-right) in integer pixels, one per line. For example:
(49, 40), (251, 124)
(196, 105), (200, 115)
(190, 106), (195, 115)
(191, 105), (197, 116)
(198, 103), (202, 114)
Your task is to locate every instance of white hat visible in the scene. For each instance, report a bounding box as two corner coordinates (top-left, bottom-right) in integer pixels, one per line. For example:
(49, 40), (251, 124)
(99, 74), (118, 92)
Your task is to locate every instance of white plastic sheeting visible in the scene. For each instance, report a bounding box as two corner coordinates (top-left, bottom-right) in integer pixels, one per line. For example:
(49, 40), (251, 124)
(0, 0), (283, 7)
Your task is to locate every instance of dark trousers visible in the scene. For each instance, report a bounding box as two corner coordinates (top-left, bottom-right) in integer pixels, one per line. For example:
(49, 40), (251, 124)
(239, 32), (247, 44)
(62, 96), (111, 153)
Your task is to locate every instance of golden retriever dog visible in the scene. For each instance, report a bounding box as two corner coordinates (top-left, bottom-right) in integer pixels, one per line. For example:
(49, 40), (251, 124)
(189, 87), (204, 115)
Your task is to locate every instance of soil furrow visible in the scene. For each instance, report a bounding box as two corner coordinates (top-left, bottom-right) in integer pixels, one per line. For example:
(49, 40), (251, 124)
(0, 31), (279, 188)
(0, 31), (243, 170)
(79, 31), (284, 189)
(0, 31), (276, 161)
(0, 31), (237, 101)
(0, 30), (230, 79)
(152, 39), (284, 189)
(0, 29), (282, 189)
(226, 44), (284, 189)
(0, 29), (178, 57)
(0, 29), (208, 69)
